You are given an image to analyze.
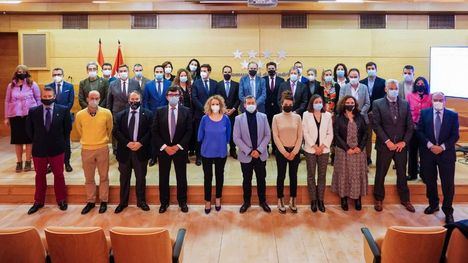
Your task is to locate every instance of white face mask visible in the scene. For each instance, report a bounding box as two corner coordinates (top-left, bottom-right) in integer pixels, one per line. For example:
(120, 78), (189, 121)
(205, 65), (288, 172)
(349, 77), (359, 85)
(179, 76), (188, 83)
(168, 96), (179, 106)
(433, 101), (444, 111)
(200, 71), (208, 79)
(387, 89), (399, 99)
(290, 74), (298, 82)
(211, 105), (220, 113)
(134, 71), (143, 78)
(324, 75), (333, 83)
(88, 99), (99, 108)
(102, 69), (112, 77)
(246, 104), (257, 113)
(164, 67), (172, 74)
(119, 72), (128, 80)
(307, 75), (316, 82)
(189, 65), (197, 72)
(88, 71), (97, 78)
(53, 75), (63, 83)
(367, 69), (377, 77)
(404, 74), (413, 82)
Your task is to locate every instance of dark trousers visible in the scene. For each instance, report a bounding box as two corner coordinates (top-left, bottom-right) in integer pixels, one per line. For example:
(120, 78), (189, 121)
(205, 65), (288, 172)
(228, 114), (236, 152)
(408, 133), (422, 179)
(305, 152), (329, 201)
(194, 117), (202, 159)
(267, 113), (277, 154)
(32, 153), (67, 205)
(64, 135), (71, 165)
(276, 148), (300, 198)
(202, 157), (226, 201)
(240, 158), (267, 204)
(118, 152), (147, 206)
(374, 147), (410, 202)
(158, 150), (188, 205)
(422, 154), (455, 215)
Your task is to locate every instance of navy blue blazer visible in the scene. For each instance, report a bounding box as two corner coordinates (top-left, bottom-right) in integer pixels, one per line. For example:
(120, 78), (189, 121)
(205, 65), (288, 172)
(25, 104), (72, 158)
(417, 108), (459, 161)
(360, 76), (386, 112)
(142, 79), (171, 112)
(263, 75), (285, 117)
(191, 78), (218, 119)
(46, 81), (75, 111)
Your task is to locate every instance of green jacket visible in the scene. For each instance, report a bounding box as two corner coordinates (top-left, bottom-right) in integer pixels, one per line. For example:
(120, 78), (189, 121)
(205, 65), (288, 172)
(78, 76), (109, 109)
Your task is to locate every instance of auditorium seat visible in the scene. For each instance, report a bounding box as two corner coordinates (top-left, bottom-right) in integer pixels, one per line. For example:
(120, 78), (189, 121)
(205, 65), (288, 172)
(0, 226), (46, 263)
(45, 226), (110, 263)
(445, 228), (468, 263)
(109, 227), (186, 263)
(361, 226), (446, 263)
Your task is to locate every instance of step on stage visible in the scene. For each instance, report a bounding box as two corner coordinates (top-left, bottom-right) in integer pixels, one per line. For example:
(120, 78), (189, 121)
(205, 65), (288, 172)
(0, 139), (467, 205)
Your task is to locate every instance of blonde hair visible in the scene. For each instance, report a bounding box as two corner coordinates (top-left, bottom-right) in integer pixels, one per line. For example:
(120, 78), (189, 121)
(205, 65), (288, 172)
(204, 95), (226, 115)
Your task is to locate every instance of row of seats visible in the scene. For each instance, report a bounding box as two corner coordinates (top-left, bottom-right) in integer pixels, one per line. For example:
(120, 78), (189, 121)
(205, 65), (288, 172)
(361, 223), (467, 263)
(0, 226), (186, 263)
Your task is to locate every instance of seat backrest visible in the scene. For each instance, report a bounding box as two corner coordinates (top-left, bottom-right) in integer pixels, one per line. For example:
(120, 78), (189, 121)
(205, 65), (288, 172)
(0, 226), (45, 263)
(446, 228), (468, 263)
(381, 226), (447, 263)
(45, 226), (109, 263)
(110, 227), (173, 263)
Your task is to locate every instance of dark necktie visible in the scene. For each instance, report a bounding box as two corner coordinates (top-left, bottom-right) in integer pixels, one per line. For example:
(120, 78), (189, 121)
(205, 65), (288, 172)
(170, 107), (176, 142)
(129, 110), (136, 141)
(435, 111), (442, 144)
(270, 77), (275, 91)
(45, 108), (51, 132)
(225, 82), (230, 96)
(204, 80), (209, 94)
(157, 81), (162, 96)
(122, 81), (126, 96)
(56, 83), (61, 97)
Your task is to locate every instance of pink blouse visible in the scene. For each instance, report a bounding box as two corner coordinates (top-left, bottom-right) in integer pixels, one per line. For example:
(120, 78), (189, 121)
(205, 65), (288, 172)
(406, 92), (432, 124)
(4, 81), (41, 118)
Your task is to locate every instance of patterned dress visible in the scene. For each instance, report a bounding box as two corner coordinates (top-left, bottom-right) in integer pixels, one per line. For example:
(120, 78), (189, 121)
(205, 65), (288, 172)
(331, 120), (368, 199)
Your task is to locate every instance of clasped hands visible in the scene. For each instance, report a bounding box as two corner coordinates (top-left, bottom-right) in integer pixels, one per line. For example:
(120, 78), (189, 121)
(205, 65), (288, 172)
(385, 141), (406, 152)
(126, 141), (143, 151)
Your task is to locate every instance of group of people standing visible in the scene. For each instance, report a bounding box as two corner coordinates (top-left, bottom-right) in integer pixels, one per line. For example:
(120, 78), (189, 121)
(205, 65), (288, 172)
(4, 59), (459, 224)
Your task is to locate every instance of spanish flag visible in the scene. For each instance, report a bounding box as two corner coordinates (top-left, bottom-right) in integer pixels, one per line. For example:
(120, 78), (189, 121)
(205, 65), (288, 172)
(112, 40), (124, 77)
(97, 38), (104, 67)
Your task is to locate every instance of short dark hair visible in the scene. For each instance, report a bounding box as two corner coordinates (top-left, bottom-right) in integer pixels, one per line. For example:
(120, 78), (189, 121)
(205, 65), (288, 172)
(294, 61), (303, 66)
(118, 64), (129, 70)
(280, 90), (294, 105)
(365, 62), (377, 70)
(307, 94), (325, 113)
(337, 95), (360, 115)
(153, 65), (164, 72)
(102, 63), (112, 69)
(266, 61), (277, 69)
(52, 67), (64, 75)
(129, 90), (141, 98)
(333, 63), (348, 81)
(43, 86), (56, 95)
(412, 76), (430, 94)
(348, 68), (360, 76)
(133, 63), (143, 69)
(166, 85), (181, 96)
(222, 65), (232, 72)
(162, 61), (173, 69)
(403, 65), (414, 72)
(200, 64), (212, 72)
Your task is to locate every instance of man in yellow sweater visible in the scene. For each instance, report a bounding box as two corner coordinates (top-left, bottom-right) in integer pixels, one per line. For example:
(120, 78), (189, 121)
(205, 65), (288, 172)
(75, 90), (113, 214)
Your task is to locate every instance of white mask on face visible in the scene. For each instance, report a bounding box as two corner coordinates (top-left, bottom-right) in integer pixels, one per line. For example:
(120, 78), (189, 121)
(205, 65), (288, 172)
(164, 67), (172, 74)
(189, 65), (197, 72)
(307, 75), (316, 82)
(211, 105), (220, 113)
(349, 77), (359, 85)
(54, 75), (63, 83)
(102, 69), (112, 77)
(404, 74), (413, 82)
(88, 99), (99, 108)
(88, 71), (97, 78)
(433, 101), (444, 111)
(168, 96), (179, 106)
(179, 76), (188, 83)
(119, 72), (128, 80)
(324, 75), (333, 83)
(200, 71), (208, 79)
(387, 89), (399, 99)
(367, 69), (377, 77)
(290, 74), (298, 82)
(246, 104), (257, 113)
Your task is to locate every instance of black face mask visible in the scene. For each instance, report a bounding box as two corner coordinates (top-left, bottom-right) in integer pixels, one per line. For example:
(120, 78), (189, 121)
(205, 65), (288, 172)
(16, 73), (27, 80)
(344, 105), (355, 112)
(129, 101), (141, 110)
(249, 70), (257, 77)
(268, 70), (276, 76)
(283, 105), (293, 113)
(41, 99), (55, 106)
(416, 85), (425, 93)
(223, 74), (231, 81)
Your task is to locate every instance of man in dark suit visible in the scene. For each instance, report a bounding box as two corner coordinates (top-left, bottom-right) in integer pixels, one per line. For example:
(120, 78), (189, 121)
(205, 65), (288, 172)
(113, 90), (152, 213)
(372, 79), (415, 213)
(277, 67), (309, 116)
(264, 62), (285, 155)
(418, 92), (459, 224)
(361, 62), (387, 165)
(191, 63), (217, 166)
(25, 87), (72, 214)
(107, 64), (140, 114)
(132, 63), (150, 92)
(46, 67), (75, 172)
(216, 65), (240, 159)
(153, 86), (192, 213)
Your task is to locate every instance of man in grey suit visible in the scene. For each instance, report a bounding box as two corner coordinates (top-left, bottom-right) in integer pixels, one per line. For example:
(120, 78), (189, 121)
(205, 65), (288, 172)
(239, 61), (267, 113)
(132, 63), (150, 92)
(372, 79), (415, 213)
(277, 67), (309, 116)
(107, 64), (141, 114)
(398, 65), (415, 100)
(233, 95), (271, 214)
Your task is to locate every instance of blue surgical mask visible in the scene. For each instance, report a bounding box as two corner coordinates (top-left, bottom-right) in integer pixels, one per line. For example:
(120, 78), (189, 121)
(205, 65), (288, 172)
(134, 71), (143, 78)
(324, 76), (333, 83)
(336, 70), (345, 78)
(155, 73), (163, 81)
(388, 89), (399, 99)
(290, 74), (298, 82)
(179, 76), (188, 83)
(313, 103), (323, 111)
(349, 77), (359, 85)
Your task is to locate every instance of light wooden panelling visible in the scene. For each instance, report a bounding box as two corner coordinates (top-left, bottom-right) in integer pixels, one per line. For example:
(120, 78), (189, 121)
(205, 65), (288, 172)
(308, 14), (359, 29)
(158, 14), (209, 29)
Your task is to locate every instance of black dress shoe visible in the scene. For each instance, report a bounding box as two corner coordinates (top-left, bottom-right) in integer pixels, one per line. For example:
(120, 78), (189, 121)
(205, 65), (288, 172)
(355, 197), (362, 211)
(341, 197), (348, 211)
(239, 203), (251, 214)
(28, 203), (44, 214)
(195, 158), (202, 166)
(310, 200), (318, 213)
(317, 200), (326, 213)
(230, 150), (238, 159)
(46, 166), (52, 174)
(186, 157), (190, 164)
(159, 204), (169, 213)
(424, 206), (440, 214)
(81, 202), (95, 214)
(65, 163), (73, 172)
(215, 205), (221, 212)
(445, 214), (454, 224)
(180, 203), (189, 213)
(114, 204), (127, 214)
(260, 202), (271, 213)
(99, 202), (107, 214)
(367, 158), (372, 166)
(204, 208), (211, 214)
(406, 175), (417, 181)
(149, 158), (157, 167)
(58, 201), (68, 211)
(137, 202), (150, 211)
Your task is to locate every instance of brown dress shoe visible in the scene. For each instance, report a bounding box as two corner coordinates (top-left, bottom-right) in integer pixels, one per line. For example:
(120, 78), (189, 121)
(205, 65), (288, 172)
(401, 201), (415, 213)
(374, 200), (383, 212)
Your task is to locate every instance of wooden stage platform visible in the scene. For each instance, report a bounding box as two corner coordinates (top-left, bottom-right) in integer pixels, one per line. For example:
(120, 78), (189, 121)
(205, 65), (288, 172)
(0, 138), (467, 205)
